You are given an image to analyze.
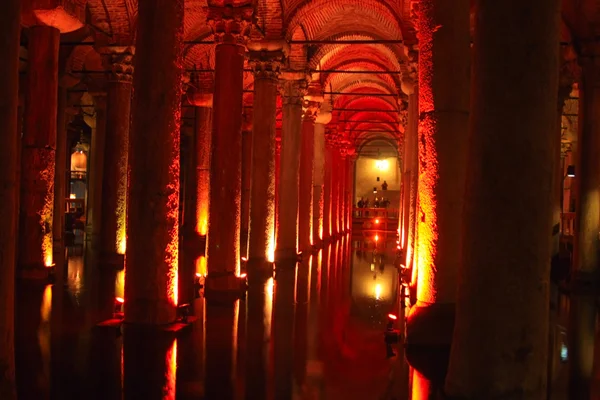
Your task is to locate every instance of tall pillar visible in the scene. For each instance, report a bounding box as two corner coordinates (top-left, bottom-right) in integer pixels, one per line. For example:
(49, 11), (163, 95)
(299, 96), (320, 254)
(53, 87), (68, 270)
(19, 25), (60, 276)
(405, 0), (470, 377)
(276, 75), (308, 261)
(275, 137), (281, 242)
(247, 46), (283, 269)
(322, 140), (332, 240)
(567, 46), (600, 399)
(313, 107), (331, 247)
(0, 0), (20, 394)
(204, 4), (252, 291)
(195, 103), (213, 241)
(402, 86), (418, 270)
(125, 0), (183, 324)
(99, 47), (134, 268)
(241, 127), (252, 256)
(339, 149), (347, 233)
(330, 146), (340, 236)
(346, 152), (356, 231)
(445, 0), (559, 397)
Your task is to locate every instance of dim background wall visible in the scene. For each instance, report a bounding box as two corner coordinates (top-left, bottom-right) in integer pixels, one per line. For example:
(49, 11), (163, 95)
(354, 156), (400, 206)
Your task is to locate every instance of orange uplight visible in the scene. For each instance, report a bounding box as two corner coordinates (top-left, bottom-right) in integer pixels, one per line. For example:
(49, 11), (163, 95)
(163, 339), (177, 400)
(165, 114), (181, 307)
(115, 297), (125, 304)
(195, 272), (202, 278)
(388, 313), (398, 320)
(196, 256), (207, 277)
(375, 219), (380, 224)
(116, 153), (128, 255)
(238, 273), (247, 279)
(241, 257), (247, 262)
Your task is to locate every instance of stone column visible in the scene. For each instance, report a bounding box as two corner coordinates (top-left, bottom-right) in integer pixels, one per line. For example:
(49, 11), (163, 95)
(339, 149), (347, 233)
(0, 0), (20, 394)
(346, 152), (356, 231)
(125, 0), (183, 324)
(322, 140), (332, 240)
(194, 103), (213, 241)
(275, 136), (281, 241)
(313, 107), (331, 247)
(241, 126), (252, 256)
(204, 4), (252, 293)
(330, 146), (340, 236)
(405, 0), (470, 376)
(402, 86), (418, 270)
(247, 46), (284, 269)
(53, 87), (68, 270)
(299, 96), (321, 254)
(567, 46), (600, 399)
(99, 47), (134, 268)
(445, 0), (559, 397)
(19, 25), (60, 276)
(276, 75), (308, 261)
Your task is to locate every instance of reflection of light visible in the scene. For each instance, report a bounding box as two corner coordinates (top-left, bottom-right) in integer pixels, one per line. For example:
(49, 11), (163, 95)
(267, 232), (275, 263)
(232, 300), (239, 370)
(375, 234), (379, 242)
(69, 193), (76, 199)
(375, 283), (382, 300)
(163, 339), (177, 400)
(241, 257), (247, 262)
(265, 277), (273, 340)
(561, 343), (568, 362)
(41, 285), (52, 322)
(411, 368), (431, 400)
(117, 236), (126, 255)
(375, 159), (389, 171)
(375, 219), (380, 224)
(370, 263), (375, 272)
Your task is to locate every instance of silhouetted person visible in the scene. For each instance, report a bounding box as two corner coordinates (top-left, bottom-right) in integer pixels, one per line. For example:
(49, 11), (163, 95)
(382, 180), (388, 190)
(374, 198), (380, 208)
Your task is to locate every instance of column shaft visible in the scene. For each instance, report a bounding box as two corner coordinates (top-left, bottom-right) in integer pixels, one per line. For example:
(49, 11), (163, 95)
(445, 0), (559, 396)
(276, 80), (305, 261)
(206, 42), (245, 278)
(241, 129), (252, 253)
(568, 55), (600, 399)
(407, 0), (470, 348)
(248, 64), (278, 266)
(403, 91), (418, 269)
(312, 123), (326, 246)
(125, 0), (183, 324)
(0, 0), (20, 394)
(101, 61), (133, 264)
(195, 106), (212, 240)
(299, 109), (316, 253)
(331, 149), (339, 236)
(53, 87), (68, 267)
(19, 25), (60, 273)
(323, 145), (332, 240)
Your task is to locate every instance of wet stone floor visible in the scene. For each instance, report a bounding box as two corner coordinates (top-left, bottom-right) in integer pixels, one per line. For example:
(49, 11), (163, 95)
(15, 235), (409, 400)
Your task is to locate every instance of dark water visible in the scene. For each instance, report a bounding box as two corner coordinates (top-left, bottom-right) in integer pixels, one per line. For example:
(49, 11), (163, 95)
(15, 235), (408, 400)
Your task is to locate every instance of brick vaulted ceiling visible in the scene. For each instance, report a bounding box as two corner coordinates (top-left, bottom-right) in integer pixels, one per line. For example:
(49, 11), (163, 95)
(75, 0), (413, 152)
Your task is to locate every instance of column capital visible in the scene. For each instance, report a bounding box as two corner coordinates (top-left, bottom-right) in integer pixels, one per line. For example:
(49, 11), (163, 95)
(315, 102), (332, 125)
(98, 46), (135, 83)
(248, 48), (286, 81)
(279, 77), (309, 106)
(302, 99), (321, 122)
(207, 2), (253, 46)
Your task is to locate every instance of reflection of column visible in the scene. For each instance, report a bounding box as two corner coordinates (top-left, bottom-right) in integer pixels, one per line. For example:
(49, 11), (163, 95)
(294, 255), (311, 390)
(205, 4), (252, 288)
(276, 76), (307, 261)
(313, 107), (330, 247)
(445, 0), (559, 397)
(405, 0), (470, 383)
(273, 263), (297, 400)
(0, 0), (19, 393)
(567, 49), (600, 399)
(19, 25), (60, 275)
(125, 0), (183, 324)
(247, 47), (282, 267)
(99, 47), (134, 268)
(299, 97), (320, 253)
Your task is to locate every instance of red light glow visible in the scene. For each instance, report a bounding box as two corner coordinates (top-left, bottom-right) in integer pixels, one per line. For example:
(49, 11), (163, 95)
(375, 219), (380, 224)
(115, 297), (125, 304)
(388, 313), (398, 320)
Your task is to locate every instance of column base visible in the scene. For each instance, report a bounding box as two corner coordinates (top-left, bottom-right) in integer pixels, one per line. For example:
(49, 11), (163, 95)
(18, 263), (55, 281)
(405, 302), (455, 383)
(275, 248), (301, 263)
(99, 252), (126, 270)
(246, 258), (274, 278)
(204, 272), (248, 302)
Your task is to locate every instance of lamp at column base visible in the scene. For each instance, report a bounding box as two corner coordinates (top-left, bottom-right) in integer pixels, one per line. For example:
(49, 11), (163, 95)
(204, 271), (248, 301)
(99, 252), (125, 270)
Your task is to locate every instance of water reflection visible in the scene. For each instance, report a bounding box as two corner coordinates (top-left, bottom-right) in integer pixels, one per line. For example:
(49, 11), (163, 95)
(15, 237), (407, 399)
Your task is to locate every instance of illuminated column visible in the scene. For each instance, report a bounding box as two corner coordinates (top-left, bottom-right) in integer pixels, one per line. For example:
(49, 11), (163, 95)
(125, 0), (183, 324)
(339, 149), (347, 233)
(346, 152), (356, 231)
(402, 82), (418, 270)
(313, 106), (331, 247)
(205, 4), (252, 290)
(299, 96), (321, 254)
(330, 146), (340, 236)
(405, 0), (470, 372)
(19, 25), (60, 276)
(247, 46), (284, 268)
(566, 46), (600, 399)
(195, 103), (213, 240)
(275, 136), (281, 239)
(276, 75), (308, 261)
(445, 0), (559, 397)
(0, 0), (20, 393)
(99, 47), (134, 268)
(322, 139), (332, 240)
(241, 127), (252, 255)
